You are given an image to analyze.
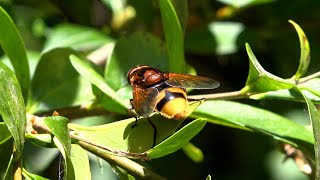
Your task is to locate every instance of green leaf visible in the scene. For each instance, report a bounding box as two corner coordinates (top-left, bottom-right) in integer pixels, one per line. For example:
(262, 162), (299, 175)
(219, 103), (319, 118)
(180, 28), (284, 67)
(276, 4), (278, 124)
(69, 101), (203, 154)
(208, 22), (245, 55)
(69, 115), (183, 153)
(27, 48), (94, 113)
(0, 62), (26, 162)
(25, 134), (53, 148)
(45, 116), (74, 179)
(70, 144), (91, 180)
(159, 0), (185, 73)
(147, 118), (207, 159)
(44, 116), (71, 156)
(249, 78), (320, 103)
(92, 85), (130, 114)
(43, 23), (113, 53)
(192, 100), (314, 147)
(105, 32), (169, 90)
(289, 20), (310, 80)
(53, 137), (75, 180)
(70, 54), (130, 110)
(242, 43), (295, 93)
(0, 6), (30, 101)
(182, 142), (204, 163)
(299, 89), (320, 178)
(22, 168), (50, 180)
(169, 0), (188, 34)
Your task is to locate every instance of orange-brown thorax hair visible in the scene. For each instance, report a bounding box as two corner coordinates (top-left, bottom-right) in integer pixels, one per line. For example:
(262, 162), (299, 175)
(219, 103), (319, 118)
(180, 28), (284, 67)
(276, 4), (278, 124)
(127, 65), (165, 88)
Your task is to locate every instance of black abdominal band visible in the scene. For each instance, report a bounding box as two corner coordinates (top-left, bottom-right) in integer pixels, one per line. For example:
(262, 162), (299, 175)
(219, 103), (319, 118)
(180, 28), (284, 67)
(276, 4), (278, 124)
(156, 91), (186, 111)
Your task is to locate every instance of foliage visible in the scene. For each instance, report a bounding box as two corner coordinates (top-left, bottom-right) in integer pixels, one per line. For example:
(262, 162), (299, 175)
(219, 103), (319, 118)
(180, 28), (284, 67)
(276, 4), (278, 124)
(0, 0), (320, 179)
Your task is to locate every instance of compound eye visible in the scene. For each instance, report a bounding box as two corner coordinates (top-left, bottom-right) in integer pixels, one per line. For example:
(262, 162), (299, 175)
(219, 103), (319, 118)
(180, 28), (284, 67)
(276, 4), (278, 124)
(137, 70), (146, 78)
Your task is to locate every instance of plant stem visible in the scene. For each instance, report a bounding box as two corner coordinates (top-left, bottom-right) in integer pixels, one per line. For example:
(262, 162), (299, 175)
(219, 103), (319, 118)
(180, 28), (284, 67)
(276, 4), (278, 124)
(188, 90), (247, 100)
(299, 71), (320, 83)
(78, 140), (166, 180)
(70, 133), (148, 159)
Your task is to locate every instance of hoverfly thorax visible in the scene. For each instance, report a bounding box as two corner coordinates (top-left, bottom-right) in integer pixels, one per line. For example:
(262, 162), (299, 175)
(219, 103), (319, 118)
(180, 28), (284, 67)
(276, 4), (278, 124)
(127, 66), (165, 88)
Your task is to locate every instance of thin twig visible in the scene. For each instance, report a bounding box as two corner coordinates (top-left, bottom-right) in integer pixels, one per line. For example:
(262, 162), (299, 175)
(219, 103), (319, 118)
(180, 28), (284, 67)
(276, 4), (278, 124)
(188, 90), (247, 100)
(70, 133), (148, 160)
(298, 71), (320, 84)
(37, 106), (115, 120)
(78, 141), (166, 180)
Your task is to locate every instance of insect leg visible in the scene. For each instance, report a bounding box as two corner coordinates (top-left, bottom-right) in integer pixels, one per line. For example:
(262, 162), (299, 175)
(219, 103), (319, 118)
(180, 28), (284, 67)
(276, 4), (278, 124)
(147, 117), (157, 148)
(128, 99), (139, 127)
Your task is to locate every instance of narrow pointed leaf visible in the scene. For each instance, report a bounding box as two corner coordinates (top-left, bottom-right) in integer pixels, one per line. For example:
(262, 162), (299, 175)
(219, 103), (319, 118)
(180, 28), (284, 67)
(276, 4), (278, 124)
(68, 101), (202, 154)
(70, 55), (130, 110)
(69, 115), (182, 153)
(192, 101), (314, 147)
(70, 144), (91, 180)
(169, 0), (188, 34)
(22, 168), (50, 180)
(299, 89), (320, 178)
(25, 134), (53, 147)
(44, 116), (71, 156)
(159, 0), (185, 73)
(53, 137), (75, 180)
(0, 6), (29, 100)
(243, 43), (294, 93)
(147, 118), (207, 159)
(250, 78), (320, 103)
(45, 116), (74, 179)
(289, 20), (310, 80)
(0, 62), (26, 162)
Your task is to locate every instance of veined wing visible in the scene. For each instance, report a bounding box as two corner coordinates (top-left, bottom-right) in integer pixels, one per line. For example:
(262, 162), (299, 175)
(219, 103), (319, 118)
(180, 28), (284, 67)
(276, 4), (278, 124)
(132, 86), (159, 117)
(165, 73), (220, 89)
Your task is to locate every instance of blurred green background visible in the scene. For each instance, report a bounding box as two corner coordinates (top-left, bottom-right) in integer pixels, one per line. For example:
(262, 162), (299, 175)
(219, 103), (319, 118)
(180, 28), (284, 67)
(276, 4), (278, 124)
(1, 0), (319, 179)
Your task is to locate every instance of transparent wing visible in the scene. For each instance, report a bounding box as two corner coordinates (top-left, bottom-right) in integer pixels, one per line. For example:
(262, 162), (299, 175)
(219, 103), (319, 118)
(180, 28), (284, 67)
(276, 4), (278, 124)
(165, 73), (220, 89)
(132, 86), (159, 117)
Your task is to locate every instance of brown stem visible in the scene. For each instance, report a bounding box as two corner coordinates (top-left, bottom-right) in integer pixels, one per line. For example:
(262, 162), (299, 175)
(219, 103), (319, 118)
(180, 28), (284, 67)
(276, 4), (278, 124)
(70, 134), (148, 159)
(78, 141), (166, 180)
(37, 106), (116, 120)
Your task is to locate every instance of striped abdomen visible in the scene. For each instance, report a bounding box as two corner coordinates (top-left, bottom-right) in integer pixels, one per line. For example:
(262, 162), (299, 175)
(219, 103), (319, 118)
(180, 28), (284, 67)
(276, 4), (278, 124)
(155, 87), (188, 120)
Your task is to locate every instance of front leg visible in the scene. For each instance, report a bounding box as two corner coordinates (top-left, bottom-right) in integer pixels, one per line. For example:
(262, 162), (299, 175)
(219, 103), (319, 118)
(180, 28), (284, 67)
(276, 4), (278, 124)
(129, 99), (139, 127)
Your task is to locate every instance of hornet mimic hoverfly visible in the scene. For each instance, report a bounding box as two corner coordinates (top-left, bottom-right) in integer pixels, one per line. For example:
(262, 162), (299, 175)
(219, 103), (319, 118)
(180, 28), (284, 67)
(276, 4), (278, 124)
(127, 65), (220, 120)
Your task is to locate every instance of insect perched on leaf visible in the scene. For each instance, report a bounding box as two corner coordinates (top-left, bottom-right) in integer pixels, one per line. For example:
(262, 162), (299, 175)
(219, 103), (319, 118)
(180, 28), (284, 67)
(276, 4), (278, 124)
(127, 65), (220, 120)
